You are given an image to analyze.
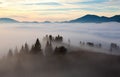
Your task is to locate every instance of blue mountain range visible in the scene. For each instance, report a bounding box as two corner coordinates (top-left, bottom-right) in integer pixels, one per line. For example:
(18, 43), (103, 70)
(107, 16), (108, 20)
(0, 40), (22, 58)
(0, 14), (120, 23)
(69, 14), (120, 23)
(0, 18), (18, 23)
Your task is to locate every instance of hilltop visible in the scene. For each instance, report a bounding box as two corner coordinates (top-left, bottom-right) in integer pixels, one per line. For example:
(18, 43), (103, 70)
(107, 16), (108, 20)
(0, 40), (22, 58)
(69, 14), (120, 23)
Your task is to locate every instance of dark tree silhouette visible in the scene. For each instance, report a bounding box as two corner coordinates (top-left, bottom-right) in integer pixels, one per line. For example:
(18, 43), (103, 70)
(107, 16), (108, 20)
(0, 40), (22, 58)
(31, 38), (42, 54)
(87, 42), (94, 47)
(34, 38), (41, 51)
(110, 43), (119, 51)
(20, 45), (25, 55)
(54, 46), (67, 55)
(49, 35), (53, 41)
(24, 43), (29, 53)
(30, 45), (35, 52)
(55, 35), (63, 42)
(44, 41), (53, 56)
(8, 49), (13, 57)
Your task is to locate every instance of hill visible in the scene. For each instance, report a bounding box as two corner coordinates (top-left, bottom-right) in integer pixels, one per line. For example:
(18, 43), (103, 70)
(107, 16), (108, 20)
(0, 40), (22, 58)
(69, 14), (120, 23)
(0, 18), (19, 23)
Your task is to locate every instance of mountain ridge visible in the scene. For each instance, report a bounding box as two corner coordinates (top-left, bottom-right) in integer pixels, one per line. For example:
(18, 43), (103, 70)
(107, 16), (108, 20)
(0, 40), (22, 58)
(69, 14), (120, 23)
(0, 14), (120, 23)
(0, 18), (19, 23)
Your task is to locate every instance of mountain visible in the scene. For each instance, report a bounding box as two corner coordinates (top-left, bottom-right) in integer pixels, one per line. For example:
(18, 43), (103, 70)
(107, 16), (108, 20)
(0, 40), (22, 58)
(43, 21), (51, 23)
(22, 21), (39, 23)
(0, 18), (19, 23)
(109, 15), (120, 22)
(0, 15), (120, 23)
(69, 14), (120, 23)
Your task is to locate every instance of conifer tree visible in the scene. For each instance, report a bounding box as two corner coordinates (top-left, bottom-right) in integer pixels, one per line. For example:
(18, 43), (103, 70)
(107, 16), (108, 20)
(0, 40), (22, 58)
(32, 38), (42, 54)
(14, 47), (18, 55)
(54, 46), (67, 55)
(24, 43), (29, 53)
(20, 45), (25, 54)
(8, 49), (13, 57)
(44, 41), (53, 56)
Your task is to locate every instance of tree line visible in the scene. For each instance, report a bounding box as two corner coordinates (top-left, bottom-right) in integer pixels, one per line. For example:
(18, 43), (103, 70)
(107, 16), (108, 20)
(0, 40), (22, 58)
(7, 35), (67, 58)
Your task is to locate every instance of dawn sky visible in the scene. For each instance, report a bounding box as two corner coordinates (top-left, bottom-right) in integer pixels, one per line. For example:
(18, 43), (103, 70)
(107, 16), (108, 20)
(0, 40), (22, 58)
(0, 0), (120, 22)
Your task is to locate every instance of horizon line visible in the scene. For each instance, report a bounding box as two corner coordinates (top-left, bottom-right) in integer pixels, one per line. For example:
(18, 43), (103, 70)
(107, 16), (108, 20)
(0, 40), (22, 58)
(0, 14), (120, 22)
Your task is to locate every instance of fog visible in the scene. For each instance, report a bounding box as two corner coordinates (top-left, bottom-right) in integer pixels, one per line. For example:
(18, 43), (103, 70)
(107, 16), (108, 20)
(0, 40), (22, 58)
(1, 52), (120, 77)
(0, 22), (120, 56)
(0, 22), (120, 77)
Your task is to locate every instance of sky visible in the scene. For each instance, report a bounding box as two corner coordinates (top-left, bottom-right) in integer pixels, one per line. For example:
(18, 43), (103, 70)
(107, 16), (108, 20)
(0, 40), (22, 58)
(0, 0), (120, 22)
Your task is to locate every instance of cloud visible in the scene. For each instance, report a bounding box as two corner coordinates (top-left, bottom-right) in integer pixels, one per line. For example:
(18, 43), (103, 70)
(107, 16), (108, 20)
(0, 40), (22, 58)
(23, 2), (62, 6)
(33, 8), (99, 12)
(10, 15), (27, 18)
(31, 5), (120, 13)
(42, 8), (81, 11)
(105, 0), (120, 6)
(68, 0), (108, 4)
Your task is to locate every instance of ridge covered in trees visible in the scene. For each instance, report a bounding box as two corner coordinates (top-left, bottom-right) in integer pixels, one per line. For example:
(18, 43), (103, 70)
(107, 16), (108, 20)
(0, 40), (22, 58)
(7, 35), (67, 58)
(1, 35), (120, 77)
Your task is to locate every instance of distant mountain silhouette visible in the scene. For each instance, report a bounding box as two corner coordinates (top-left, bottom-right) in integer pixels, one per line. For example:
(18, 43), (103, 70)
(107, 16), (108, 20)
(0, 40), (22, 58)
(43, 21), (51, 23)
(0, 15), (120, 23)
(69, 14), (120, 23)
(22, 21), (39, 23)
(0, 18), (19, 23)
(109, 15), (120, 22)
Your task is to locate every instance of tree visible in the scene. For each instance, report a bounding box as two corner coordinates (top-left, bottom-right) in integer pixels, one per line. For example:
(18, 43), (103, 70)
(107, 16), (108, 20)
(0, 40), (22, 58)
(44, 41), (53, 56)
(30, 45), (35, 53)
(24, 43), (29, 53)
(49, 35), (53, 41)
(54, 46), (67, 55)
(8, 49), (13, 57)
(55, 35), (63, 42)
(20, 45), (25, 54)
(31, 38), (42, 54)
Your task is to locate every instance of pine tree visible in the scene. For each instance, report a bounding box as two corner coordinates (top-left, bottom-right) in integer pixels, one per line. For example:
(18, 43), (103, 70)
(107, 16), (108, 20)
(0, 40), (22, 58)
(8, 49), (13, 57)
(30, 45), (35, 54)
(32, 38), (42, 54)
(54, 46), (67, 55)
(49, 35), (53, 41)
(44, 41), (53, 56)
(20, 45), (25, 55)
(24, 43), (29, 53)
